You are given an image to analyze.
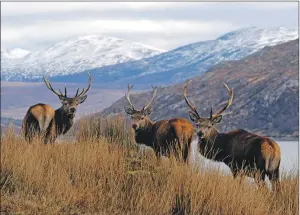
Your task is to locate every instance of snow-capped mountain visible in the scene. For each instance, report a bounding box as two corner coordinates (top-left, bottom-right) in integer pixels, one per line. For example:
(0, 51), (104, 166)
(1, 48), (31, 59)
(2, 27), (298, 84)
(76, 26), (297, 86)
(1, 35), (165, 81)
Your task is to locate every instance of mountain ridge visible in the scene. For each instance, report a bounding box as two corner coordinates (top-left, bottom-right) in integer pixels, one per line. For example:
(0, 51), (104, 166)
(35, 26), (298, 86)
(2, 27), (298, 85)
(1, 35), (165, 81)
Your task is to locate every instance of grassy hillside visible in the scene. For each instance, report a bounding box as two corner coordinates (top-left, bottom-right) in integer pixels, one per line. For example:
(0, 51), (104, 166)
(1, 118), (298, 215)
(101, 39), (299, 140)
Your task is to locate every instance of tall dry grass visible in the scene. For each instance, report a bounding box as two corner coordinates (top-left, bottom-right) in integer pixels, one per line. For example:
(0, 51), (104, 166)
(1, 117), (299, 215)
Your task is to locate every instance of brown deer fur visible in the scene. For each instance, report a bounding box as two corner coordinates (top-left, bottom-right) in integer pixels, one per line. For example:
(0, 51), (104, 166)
(183, 80), (281, 190)
(124, 85), (194, 163)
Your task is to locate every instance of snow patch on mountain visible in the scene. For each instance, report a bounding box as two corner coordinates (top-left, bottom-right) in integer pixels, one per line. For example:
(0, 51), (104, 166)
(1, 35), (165, 80)
(136, 27), (298, 78)
(1, 48), (31, 59)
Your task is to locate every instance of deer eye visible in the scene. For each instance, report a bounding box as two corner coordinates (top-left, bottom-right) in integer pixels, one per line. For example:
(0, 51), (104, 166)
(141, 117), (144, 120)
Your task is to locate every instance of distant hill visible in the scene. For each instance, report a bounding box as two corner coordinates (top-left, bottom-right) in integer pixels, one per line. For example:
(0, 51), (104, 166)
(1, 117), (22, 134)
(46, 27), (297, 86)
(101, 39), (299, 140)
(2, 27), (297, 87)
(1, 117), (22, 127)
(1, 35), (165, 81)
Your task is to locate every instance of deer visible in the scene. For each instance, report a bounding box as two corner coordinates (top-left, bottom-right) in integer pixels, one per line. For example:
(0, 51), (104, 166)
(183, 80), (281, 191)
(124, 85), (194, 164)
(22, 72), (92, 144)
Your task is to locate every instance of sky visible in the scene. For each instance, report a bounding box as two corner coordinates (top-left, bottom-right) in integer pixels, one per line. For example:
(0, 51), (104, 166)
(1, 2), (298, 51)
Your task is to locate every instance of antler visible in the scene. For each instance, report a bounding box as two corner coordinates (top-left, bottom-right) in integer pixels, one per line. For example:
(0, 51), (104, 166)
(125, 84), (135, 110)
(210, 82), (233, 119)
(44, 75), (66, 97)
(143, 85), (157, 110)
(183, 79), (201, 119)
(75, 72), (92, 98)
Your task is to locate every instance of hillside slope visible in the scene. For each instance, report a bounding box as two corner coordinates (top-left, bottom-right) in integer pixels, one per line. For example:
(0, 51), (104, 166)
(101, 39), (299, 139)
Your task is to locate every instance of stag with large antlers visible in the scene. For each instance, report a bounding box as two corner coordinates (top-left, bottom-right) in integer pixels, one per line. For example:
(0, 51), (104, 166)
(124, 85), (194, 163)
(22, 73), (92, 144)
(183, 80), (281, 190)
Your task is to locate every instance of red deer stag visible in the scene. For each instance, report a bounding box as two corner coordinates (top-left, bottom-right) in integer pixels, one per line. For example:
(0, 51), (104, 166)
(124, 85), (194, 163)
(22, 73), (92, 144)
(183, 80), (281, 190)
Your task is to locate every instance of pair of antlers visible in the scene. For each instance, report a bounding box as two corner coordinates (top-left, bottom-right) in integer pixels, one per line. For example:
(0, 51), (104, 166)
(43, 72), (92, 99)
(125, 84), (157, 111)
(124, 80), (233, 120)
(183, 80), (233, 120)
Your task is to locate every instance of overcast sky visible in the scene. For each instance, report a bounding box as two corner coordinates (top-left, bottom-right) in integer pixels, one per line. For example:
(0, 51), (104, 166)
(1, 2), (298, 51)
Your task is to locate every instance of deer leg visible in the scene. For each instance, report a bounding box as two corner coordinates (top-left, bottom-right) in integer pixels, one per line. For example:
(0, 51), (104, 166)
(254, 171), (266, 189)
(182, 136), (193, 165)
(169, 138), (181, 162)
(231, 167), (246, 186)
(266, 168), (281, 192)
(182, 142), (189, 165)
(155, 148), (162, 164)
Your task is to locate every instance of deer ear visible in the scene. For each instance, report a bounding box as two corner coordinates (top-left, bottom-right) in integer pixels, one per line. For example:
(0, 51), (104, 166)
(76, 95), (87, 104)
(188, 111), (199, 122)
(143, 107), (152, 115)
(211, 115), (222, 124)
(124, 106), (134, 115)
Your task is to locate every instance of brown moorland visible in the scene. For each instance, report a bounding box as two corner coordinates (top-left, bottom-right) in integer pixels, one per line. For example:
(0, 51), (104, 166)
(1, 116), (298, 215)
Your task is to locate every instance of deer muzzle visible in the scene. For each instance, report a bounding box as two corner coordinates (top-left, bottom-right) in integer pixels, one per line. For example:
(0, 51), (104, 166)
(132, 124), (138, 130)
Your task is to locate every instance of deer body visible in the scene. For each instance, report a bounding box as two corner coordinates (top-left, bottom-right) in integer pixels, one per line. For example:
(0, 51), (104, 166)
(134, 117), (194, 161)
(183, 80), (281, 190)
(198, 128), (281, 181)
(124, 85), (194, 163)
(22, 73), (92, 144)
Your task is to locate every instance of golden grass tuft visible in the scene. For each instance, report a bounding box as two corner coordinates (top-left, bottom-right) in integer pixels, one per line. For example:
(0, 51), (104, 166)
(1, 117), (298, 215)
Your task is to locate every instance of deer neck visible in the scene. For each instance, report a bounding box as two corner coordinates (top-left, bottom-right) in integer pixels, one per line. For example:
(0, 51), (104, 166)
(198, 127), (225, 161)
(55, 107), (74, 135)
(134, 117), (154, 147)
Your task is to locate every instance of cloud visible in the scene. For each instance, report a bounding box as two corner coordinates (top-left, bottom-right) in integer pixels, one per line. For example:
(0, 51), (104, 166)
(1, 2), (298, 50)
(1, 2), (187, 16)
(2, 2), (296, 16)
(2, 19), (238, 50)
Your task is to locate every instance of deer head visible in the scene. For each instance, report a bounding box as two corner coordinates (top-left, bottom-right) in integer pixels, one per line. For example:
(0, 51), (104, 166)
(124, 84), (157, 131)
(183, 80), (233, 139)
(43, 72), (92, 119)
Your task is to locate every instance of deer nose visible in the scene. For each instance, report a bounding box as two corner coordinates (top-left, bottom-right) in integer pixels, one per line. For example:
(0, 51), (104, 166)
(197, 131), (204, 138)
(132, 124), (137, 130)
(70, 107), (76, 113)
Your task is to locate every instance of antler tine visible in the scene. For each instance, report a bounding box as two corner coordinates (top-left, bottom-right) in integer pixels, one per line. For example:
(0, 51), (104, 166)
(211, 82), (234, 119)
(43, 75), (64, 97)
(64, 85), (67, 97)
(143, 85), (157, 110)
(75, 72), (93, 98)
(75, 88), (79, 97)
(125, 84), (135, 109)
(183, 79), (201, 119)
